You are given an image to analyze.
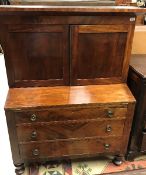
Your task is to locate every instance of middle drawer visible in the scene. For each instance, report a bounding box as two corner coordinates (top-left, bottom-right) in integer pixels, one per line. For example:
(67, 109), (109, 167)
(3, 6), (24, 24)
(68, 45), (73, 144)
(17, 119), (125, 142)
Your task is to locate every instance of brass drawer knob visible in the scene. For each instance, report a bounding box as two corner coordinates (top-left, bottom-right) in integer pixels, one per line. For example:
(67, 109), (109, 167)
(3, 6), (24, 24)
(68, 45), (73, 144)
(32, 149), (39, 156)
(31, 131), (37, 139)
(30, 114), (37, 122)
(107, 109), (113, 118)
(104, 143), (110, 150)
(106, 125), (112, 132)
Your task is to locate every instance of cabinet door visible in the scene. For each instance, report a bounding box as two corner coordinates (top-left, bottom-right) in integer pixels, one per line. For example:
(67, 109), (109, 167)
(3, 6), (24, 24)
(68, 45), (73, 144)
(5, 25), (69, 87)
(70, 25), (134, 85)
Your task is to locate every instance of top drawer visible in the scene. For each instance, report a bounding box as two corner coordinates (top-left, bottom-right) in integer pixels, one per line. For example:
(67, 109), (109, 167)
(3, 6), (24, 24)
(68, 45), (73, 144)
(15, 106), (127, 124)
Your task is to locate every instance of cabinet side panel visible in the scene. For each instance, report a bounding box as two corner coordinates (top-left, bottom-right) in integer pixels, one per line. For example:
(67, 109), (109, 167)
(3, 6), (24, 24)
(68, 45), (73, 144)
(5, 110), (22, 164)
(121, 102), (135, 153)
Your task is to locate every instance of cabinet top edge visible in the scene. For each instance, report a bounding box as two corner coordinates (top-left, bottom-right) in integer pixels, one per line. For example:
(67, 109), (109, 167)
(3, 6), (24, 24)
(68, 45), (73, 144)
(0, 5), (146, 13)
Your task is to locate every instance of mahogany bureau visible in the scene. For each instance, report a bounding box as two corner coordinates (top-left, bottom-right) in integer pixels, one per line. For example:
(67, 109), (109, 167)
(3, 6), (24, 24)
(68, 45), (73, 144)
(0, 5), (145, 175)
(5, 84), (135, 174)
(127, 54), (146, 160)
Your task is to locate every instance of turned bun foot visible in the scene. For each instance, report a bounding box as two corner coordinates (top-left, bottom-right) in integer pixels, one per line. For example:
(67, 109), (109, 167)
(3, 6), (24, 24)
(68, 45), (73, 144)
(14, 163), (25, 175)
(113, 155), (124, 166)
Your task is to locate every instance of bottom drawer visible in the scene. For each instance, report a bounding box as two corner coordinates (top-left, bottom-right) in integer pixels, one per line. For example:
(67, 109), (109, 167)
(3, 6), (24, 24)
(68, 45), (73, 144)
(141, 132), (146, 152)
(20, 137), (123, 159)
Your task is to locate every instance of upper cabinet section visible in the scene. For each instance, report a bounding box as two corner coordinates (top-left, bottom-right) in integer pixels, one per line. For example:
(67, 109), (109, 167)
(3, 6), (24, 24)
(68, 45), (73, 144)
(0, 6), (143, 87)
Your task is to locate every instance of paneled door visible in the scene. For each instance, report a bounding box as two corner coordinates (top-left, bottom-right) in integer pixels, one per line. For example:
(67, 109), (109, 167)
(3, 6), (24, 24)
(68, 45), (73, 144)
(5, 25), (69, 87)
(70, 25), (134, 85)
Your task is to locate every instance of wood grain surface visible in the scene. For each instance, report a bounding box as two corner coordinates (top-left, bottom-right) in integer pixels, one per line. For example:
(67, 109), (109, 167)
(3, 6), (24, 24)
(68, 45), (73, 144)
(16, 119), (125, 142)
(14, 106), (127, 123)
(5, 84), (135, 110)
(19, 136), (123, 160)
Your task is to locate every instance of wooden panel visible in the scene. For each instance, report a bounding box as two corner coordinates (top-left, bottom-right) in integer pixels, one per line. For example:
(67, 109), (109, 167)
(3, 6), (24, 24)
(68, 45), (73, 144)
(127, 68), (141, 100)
(5, 84), (135, 110)
(141, 132), (146, 152)
(15, 106), (127, 124)
(5, 111), (22, 164)
(71, 25), (131, 85)
(17, 119), (125, 142)
(19, 137), (123, 159)
(120, 103), (135, 154)
(78, 25), (129, 33)
(5, 24), (69, 87)
(127, 57), (146, 160)
(0, 15), (135, 25)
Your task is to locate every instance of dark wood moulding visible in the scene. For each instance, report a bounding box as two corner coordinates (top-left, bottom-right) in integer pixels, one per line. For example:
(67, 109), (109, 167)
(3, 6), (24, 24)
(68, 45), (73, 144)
(0, 5), (146, 13)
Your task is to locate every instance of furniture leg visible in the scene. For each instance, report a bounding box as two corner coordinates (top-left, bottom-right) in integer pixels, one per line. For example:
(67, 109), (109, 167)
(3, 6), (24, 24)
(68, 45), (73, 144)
(14, 163), (25, 175)
(113, 155), (124, 166)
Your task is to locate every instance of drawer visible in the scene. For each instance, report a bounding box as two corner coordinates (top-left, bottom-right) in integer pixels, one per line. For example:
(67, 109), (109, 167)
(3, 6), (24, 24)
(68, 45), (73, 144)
(141, 131), (146, 152)
(15, 106), (127, 124)
(17, 119), (125, 142)
(19, 137), (123, 159)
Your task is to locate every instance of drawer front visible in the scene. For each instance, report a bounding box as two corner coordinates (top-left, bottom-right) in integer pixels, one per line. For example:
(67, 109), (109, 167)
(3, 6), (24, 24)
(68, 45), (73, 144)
(17, 119), (125, 142)
(141, 131), (146, 152)
(15, 106), (127, 124)
(19, 137), (123, 159)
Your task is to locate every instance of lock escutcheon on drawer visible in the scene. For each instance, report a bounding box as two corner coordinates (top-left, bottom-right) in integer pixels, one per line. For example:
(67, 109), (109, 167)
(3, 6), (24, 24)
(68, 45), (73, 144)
(30, 114), (37, 122)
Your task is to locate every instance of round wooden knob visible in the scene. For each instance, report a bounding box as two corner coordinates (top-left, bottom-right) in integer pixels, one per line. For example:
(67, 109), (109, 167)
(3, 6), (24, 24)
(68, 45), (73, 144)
(30, 114), (37, 122)
(106, 125), (112, 132)
(104, 143), (110, 150)
(107, 109), (113, 118)
(32, 149), (39, 156)
(31, 131), (37, 139)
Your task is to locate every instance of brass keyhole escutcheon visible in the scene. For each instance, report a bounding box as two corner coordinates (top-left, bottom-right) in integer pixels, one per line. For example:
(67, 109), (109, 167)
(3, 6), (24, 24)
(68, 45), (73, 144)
(30, 114), (37, 122)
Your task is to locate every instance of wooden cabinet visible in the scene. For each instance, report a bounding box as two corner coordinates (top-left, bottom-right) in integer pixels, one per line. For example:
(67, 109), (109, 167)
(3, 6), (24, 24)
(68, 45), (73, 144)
(127, 54), (146, 160)
(5, 84), (135, 164)
(0, 6), (144, 175)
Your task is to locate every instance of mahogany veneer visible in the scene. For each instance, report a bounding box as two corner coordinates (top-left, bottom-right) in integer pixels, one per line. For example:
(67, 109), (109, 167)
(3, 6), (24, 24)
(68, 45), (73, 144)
(0, 6), (142, 88)
(0, 5), (144, 175)
(5, 84), (135, 164)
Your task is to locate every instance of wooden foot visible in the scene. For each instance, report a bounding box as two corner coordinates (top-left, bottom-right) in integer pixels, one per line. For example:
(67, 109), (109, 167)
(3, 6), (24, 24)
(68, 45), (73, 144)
(125, 151), (136, 161)
(14, 163), (25, 175)
(113, 155), (124, 166)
